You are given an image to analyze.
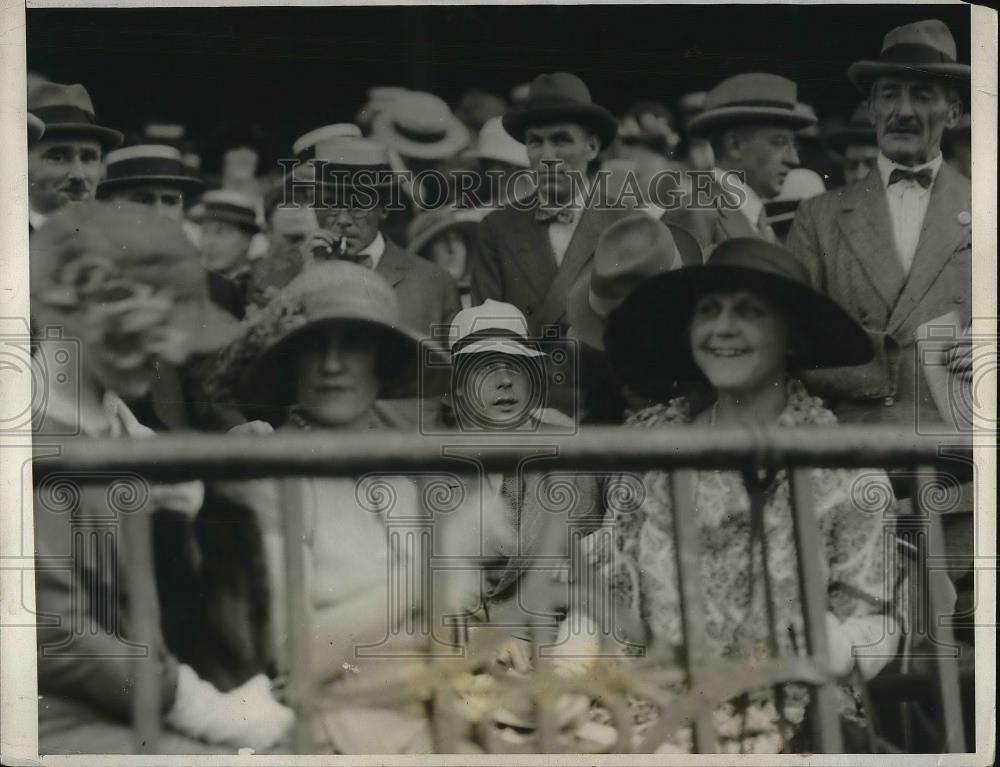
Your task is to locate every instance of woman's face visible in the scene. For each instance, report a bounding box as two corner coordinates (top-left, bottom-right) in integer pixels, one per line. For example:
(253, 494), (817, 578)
(454, 353), (534, 430)
(294, 324), (380, 427)
(428, 230), (468, 282)
(689, 290), (789, 395)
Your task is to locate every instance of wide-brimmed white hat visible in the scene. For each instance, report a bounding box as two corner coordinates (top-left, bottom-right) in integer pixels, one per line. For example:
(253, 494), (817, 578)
(448, 299), (546, 358)
(461, 116), (529, 167)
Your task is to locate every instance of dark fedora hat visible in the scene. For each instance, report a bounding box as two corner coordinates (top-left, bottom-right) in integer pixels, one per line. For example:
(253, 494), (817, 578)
(503, 72), (617, 149)
(27, 82), (123, 150)
(97, 144), (205, 199)
(848, 19), (970, 93)
(826, 101), (877, 153)
(687, 73), (817, 139)
(566, 214), (682, 351)
(604, 237), (873, 401)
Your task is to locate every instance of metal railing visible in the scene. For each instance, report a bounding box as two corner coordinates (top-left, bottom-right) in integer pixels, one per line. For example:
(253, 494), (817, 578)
(33, 425), (973, 754)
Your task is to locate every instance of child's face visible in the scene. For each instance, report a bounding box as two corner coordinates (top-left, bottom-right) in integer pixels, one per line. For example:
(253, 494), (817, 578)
(428, 230), (468, 282)
(455, 353), (534, 430)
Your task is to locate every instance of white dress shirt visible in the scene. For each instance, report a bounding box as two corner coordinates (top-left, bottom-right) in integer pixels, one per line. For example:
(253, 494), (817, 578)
(542, 188), (586, 268)
(357, 231), (386, 270)
(877, 152), (943, 274)
(714, 167), (767, 233)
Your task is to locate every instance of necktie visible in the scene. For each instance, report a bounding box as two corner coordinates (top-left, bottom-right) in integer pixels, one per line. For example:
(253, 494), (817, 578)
(343, 253), (374, 269)
(888, 167), (933, 189)
(535, 206), (577, 225)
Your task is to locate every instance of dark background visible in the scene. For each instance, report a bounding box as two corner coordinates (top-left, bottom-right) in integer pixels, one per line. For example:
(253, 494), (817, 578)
(27, 4), (971, 151)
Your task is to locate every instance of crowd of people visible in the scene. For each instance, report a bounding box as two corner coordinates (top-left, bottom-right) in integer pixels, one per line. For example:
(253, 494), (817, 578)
(27, 16), (974, 755)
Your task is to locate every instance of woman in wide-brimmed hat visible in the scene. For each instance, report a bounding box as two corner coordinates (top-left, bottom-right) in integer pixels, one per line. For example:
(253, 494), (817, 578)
(405, 207), (485, 308)
(210, 262), (440, 753)
(592, 238), (905, 752)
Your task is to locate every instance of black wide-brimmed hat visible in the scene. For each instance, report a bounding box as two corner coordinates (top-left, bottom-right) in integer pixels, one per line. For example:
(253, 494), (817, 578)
(502, 72), (617, 149)
(848, 19), (970, 93)
(27, 82), (123, 150)
(604, 238), (873, 401)
(97, 144), (205, 198)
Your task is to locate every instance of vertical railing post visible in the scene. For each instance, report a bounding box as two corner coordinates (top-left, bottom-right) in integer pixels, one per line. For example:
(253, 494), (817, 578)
(669, 468), (716, 753)
(281, 478), (314, 753)
(789, 468), (844, 753)
(915, 465), (966, 752)
(122, 505), (162, 754)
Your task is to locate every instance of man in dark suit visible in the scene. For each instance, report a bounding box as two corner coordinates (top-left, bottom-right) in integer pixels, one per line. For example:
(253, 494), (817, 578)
(787, 19), (973, 617)
(471, 72), (635, 420)
(661, 73), (817, 251)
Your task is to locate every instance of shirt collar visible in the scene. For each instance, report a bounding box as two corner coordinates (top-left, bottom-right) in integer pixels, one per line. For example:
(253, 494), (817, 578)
(714, 167), (764, 225)
(358, 232), (386, 269)
(877, 152), (943, 189)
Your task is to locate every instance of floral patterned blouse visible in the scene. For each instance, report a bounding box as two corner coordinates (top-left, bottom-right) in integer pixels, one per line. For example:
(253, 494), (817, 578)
(607, 379), (901, 752)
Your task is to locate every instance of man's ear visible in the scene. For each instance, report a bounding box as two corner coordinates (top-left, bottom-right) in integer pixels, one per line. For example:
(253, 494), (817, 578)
(943, 89), (963, 130)
(585, 132), (601, 162)
(722, 129), (743, 160)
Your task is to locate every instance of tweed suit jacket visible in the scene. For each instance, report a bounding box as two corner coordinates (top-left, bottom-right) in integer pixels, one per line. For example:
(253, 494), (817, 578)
(786, 161), (972, 427)
(376, 238), (462, 338)
(660, 175), (764, 251)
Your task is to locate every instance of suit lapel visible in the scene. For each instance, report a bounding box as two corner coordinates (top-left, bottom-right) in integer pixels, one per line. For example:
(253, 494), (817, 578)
(534, 205), (604, 329)
(835, 176), (907, 308)
(888, 163), (971, 334)
(716, 207), (758, 241)
(506, 207), (558, 305)
(375, 239), (409, 288)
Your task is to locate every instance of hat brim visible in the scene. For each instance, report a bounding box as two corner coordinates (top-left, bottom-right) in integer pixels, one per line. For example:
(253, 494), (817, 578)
(687, 107), (817, 138)
(190, 209), (260, 232)
(371, 111), (471, 160)
(39, 123), (124, 150)
(604, 264), (874, 402)
(847, 61), (971, 93)
(452, 337), (547, 358)
(566, 269), (608, 352)
(503, 104), (618, 150)
(238, 317), (432, 417)
(407, 214), (483, 258)
(28, 114), (45, 144)
(97, 174), (205, 199)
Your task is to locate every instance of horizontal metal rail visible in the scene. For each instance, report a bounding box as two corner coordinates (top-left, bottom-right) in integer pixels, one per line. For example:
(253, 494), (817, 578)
(31, 425), (973, 483)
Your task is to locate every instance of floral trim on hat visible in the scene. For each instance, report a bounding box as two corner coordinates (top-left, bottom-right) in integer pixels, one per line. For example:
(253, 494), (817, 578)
(35, 255), (188, 372)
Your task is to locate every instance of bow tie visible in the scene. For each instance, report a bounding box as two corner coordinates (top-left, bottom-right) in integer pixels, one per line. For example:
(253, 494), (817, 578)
(535, 206), (577, 225)
(888, 167), (934, 189)
(344, 253), (374, 269)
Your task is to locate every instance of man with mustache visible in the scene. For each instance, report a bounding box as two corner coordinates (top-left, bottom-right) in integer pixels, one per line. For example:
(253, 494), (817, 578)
(27, 82), (122, 232)
(787, 19), (973, 648)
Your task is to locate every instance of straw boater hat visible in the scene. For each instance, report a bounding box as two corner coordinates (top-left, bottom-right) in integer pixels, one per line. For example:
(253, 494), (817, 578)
(292, 123), (363, 160)
(566, 214), (682, 352)
(604, 238), (873, 401)
(189, 189), (260, 232)
(847, 19), (970, 93)
(460, 116), (529, 168)
(503, 72), (617, 150)
(216, 261), (427, 416)
(448, 300), (547, 360)
(26, 81), (123, 150)
(372, 91), (470, 160)
(97, 144), (205, 199)
(28, 113), (45, 144)
(30, 201), (241, 356)
(307, 136), (397, 196)
(826, 101), (877, 153)
(686, 74), (817, 138)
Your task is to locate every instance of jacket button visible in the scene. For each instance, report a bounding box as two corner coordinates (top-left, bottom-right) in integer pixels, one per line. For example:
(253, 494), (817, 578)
(883, 396), (895, 407)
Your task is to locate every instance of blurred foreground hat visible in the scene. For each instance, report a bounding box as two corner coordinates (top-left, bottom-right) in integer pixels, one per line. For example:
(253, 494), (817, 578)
(503, 72), (617, 149)
(97, 144), (204, 198)
(567, 214), (681, 351)
(30, 201), (241, 355)
(687, 74), (817, 138)
(190, 189), (260, 232)
(605, 238), (873, 399)
(461, 116), (529, 167)
(372, 91), (470, 160)
(27, 81), (123, 149)
(848, 19), (970, 92)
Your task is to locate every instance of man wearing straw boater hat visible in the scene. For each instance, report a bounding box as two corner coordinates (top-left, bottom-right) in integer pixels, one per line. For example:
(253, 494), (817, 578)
(26, 81), (123, 232)
(471, 72), (634, 420)
(97, 144), (205, 221)
(662, 73), (817, 250)
(787, 18), (973, 613)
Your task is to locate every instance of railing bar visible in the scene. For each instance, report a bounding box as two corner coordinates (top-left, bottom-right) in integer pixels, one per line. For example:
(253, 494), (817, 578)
(789, 468), (844, 753)
(123, 507), (162, 754)
(33, 427), (974, 482)
(281, 477), (315, 753)
(669, 468), (715, 753)
(915, 465), (966, 753)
